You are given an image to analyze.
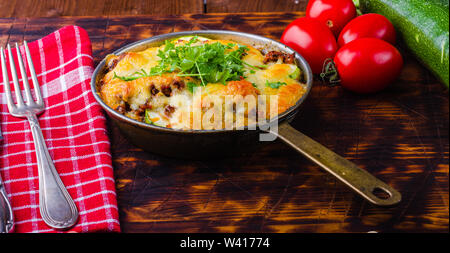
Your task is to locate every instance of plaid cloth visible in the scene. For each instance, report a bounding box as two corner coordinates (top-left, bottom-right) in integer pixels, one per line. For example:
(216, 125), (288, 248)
(0, 26), (120, 233)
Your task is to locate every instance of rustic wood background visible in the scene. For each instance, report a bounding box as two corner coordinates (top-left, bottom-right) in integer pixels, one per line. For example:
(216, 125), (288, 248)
(0, 0), (448, 233)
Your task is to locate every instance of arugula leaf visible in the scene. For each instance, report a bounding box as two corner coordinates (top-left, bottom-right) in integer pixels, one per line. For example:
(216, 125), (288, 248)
(265, 80), (287, 89)
(186, 81), (197, 93)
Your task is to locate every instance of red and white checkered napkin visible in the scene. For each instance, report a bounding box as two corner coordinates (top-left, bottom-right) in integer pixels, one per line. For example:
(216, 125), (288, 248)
(0, 26), (120, 233)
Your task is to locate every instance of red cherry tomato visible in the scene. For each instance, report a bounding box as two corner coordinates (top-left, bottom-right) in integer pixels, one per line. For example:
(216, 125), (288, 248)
(334, 38), (403, 94)
(338, 13), (396, 47)
(280, 17), (338, 74)
(306, 0), (356, 37)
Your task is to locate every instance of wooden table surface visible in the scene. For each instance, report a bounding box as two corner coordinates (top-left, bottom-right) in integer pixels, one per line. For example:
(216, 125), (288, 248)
(0, 0), (448, 233)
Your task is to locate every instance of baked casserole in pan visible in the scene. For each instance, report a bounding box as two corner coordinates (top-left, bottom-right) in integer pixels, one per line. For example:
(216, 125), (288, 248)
(98, 36), (307, 130)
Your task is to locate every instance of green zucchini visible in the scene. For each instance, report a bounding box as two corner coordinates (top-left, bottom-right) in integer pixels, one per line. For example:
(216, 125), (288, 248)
(358, 0), (449, 88)
(144, 109), (153, 125)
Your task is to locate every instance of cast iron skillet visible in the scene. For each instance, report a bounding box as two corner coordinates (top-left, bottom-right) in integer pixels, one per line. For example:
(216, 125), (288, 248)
(90, 30), (401, 206)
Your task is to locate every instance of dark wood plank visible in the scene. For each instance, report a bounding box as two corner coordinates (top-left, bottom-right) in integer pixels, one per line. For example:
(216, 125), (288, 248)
(0, 0), (16, 17)
(0, 0), (203, 18)
(104, 0), (203, 16)
(0, 0), (106, 17)
(0, 0), (310, 17)
(206, 0), (308, 13)
(0, 13), (448, 233)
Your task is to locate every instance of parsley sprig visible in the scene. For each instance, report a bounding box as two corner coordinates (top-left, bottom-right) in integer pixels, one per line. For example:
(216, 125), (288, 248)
(113, 37), (264, 89)
(113, 69), (149, 81)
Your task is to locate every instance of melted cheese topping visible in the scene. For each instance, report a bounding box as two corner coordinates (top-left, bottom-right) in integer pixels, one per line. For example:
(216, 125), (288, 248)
(99, 37), (306, 130)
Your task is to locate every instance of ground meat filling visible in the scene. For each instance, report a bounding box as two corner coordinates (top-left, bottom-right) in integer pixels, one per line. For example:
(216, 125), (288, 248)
(172, 79), (185, 90)
(263, 51), (295, 64)
(107, 53), (127, 71)
(164, 105), (176, 117)
(161, 85), (172, 97)
(116, 102), (126, 115)
(115, 98), (129, 115)
(150, 84), (159, 96)
(135, 103), (152, 117)
(148, 78), (184, 98)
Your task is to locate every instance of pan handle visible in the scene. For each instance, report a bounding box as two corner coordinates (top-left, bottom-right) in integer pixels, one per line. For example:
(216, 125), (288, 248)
(272, 122), (401, 206)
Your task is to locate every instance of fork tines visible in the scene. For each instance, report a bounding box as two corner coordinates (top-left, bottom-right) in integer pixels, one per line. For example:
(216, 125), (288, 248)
(1, 42), (44, 116)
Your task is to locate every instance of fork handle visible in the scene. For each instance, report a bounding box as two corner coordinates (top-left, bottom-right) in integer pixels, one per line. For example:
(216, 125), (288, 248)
(27, 114), (78, 229)
(0, 181), (14, 233)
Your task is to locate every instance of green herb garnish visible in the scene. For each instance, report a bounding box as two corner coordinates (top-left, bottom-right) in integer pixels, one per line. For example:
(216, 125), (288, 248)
(113, 37), (263, 85)
(265, 80), (287, 89)
(186, 81), (197, 93)
(113, 69), (149, 81)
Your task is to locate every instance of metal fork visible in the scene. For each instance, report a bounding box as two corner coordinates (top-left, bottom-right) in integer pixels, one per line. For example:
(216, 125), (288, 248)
(1, 42), (78, 229)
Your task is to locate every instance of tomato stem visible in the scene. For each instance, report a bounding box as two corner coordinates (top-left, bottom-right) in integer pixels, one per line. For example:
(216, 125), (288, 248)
(320, 58), (341, 86)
